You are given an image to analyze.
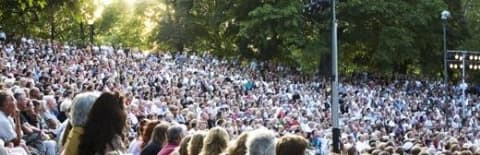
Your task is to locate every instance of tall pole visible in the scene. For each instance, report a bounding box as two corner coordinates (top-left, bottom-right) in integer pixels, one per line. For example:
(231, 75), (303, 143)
(330, 0), (341, 153)
(462, 52), (466, 106)
(443, 21), (448, 90)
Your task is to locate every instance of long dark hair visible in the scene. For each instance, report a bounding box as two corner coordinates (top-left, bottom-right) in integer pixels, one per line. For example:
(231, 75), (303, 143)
(78, 92), (126, 155)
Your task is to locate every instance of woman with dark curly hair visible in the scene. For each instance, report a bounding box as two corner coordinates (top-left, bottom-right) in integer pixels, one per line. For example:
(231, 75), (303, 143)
(77, 92), (127, 155)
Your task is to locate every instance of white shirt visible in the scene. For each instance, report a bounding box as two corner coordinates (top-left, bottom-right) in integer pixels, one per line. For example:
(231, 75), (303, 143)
(0, 111), (16, 142)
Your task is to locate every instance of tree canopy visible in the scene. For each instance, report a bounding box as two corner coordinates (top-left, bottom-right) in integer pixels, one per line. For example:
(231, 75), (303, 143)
(1, 0), (480, 78)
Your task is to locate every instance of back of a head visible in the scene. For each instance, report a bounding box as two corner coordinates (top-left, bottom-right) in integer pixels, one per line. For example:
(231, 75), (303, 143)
(347, 145), (360, 155)
(141, 120), (162, 148)
(188, 131), (206, 155)
(226, 131), (249, 155)
(179, 136), (192, 155)
(167, 125), (186, 144)
(276, 134), (308, 155)
(78, 92), (126, 155)
(70, 91), (101, 126)
(200, 127), (230, 155)
(460, 150), (473, 155)
(246, 129), (276, 155)
(410, 146), (422, 155)
(151, 123), (170, 147)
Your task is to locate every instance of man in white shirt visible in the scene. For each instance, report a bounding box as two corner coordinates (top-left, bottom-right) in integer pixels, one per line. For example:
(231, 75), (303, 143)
(0, 91), (28, 155)
(0, 92), (21, 145)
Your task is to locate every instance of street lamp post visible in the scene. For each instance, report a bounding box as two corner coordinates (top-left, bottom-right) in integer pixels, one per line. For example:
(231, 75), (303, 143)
(330, 0), (341, 154)
(302, 0), (340, 153)
(88, 19), (94, 45)
(448, 50), (480, 120)
(441, 10), (450, 90)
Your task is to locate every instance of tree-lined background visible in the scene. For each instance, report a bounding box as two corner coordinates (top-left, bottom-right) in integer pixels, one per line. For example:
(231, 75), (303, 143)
(1, 0), (480, 79)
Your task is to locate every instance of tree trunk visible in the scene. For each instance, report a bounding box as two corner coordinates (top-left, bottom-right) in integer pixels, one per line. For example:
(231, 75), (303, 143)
(319, 51), (332, 79)
(50, 12), (55, 44)
(80, 21), (85, 47)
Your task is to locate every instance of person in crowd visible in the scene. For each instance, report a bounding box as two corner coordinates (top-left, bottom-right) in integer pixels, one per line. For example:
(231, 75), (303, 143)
(42, 95), (59, 128)
(0, 91), (28, 155)
(187, 131), (205, 155)
(141, 120), (162, 149)
(157, 125), (185, 155)
(55, 99), (72, 147)
(130, 119), (150, 155)
(57, 96), (72, 122)
(141, 123), (169, 155)
(77, 92), (128, 155)
(199, 127), (230, 155)
(29, 88), (42, 101)
(14, 92), (44, 153)
(0, 91), (22, 146)
(246, 129), (276, 155)
(276, 134), (309, 155)
(62, 91), (100, 155)
(170, 135), (191, 155)
(225, 131), (249, 155)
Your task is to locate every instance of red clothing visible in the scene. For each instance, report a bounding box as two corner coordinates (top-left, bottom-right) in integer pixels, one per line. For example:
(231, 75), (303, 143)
(157, 142), (179, 155)
(289, 119), (300, 127)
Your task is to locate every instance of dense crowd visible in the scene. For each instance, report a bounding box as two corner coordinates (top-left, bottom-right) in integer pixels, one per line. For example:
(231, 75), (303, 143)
(0, 36), (479, 155)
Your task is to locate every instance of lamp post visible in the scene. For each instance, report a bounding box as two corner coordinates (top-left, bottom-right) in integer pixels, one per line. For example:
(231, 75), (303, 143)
(88, 19), (94, 45)
(448, 50), (480, 119)
(330, 0), (341, 153)
(302, 0), (340, 153)
(441, 10), (450, 90)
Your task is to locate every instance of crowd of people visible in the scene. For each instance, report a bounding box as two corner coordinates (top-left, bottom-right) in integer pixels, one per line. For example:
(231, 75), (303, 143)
(0, 36), (479, 155)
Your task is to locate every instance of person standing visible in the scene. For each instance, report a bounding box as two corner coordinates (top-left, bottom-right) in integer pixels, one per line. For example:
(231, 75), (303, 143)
(78, 92), (128, 155)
